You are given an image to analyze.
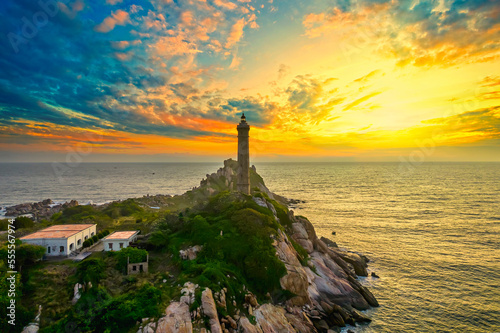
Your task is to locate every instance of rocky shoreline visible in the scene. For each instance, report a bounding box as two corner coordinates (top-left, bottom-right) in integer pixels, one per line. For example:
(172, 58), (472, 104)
(3, 199), (79, 221)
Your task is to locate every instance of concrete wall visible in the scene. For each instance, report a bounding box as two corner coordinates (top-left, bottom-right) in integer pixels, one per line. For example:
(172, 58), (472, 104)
(66, 225), (97, 253)
(103, 239), (130, 251)
(127, 261), (148, 275)
(23, 238), (68, 256)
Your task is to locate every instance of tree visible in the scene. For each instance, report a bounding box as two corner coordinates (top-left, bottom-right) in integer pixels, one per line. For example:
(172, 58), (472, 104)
(14, 216), (34, 229)
(0, 243), (45, 273)
(74, 258), (106, 290)
(148, 231), (169, 248)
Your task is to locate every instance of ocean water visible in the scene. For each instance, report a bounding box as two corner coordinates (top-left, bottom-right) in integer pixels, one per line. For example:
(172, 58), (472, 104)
(1, 162), (499, 332)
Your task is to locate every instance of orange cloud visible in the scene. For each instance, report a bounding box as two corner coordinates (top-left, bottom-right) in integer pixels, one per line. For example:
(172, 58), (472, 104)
(94, 9), (131, 33)
(225, 18), (246, 48)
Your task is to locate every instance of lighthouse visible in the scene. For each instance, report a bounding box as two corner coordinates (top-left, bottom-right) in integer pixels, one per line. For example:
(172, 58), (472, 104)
(237, 113), (250, 194)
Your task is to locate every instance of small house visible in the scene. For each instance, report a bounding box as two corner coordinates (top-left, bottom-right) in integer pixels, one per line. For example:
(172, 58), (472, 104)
(102, 231), (139, 251)
(20, 224), (97, 257)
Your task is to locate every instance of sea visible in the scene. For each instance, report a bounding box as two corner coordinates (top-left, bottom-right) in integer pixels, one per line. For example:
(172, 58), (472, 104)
(1, 162), (499, 333)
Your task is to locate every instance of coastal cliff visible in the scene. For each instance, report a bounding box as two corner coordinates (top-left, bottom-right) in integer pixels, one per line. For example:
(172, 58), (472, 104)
(2, 160), (377, 333)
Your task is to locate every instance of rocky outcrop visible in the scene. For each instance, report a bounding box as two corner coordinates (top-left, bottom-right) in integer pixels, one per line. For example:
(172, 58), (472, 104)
(21, 305), (42, 333)
(180, 282), (197, 306)
(201, 288), (222, 333)
(5, 199), (78, 221)
(248, 195), (378, 332)
(320, 237), (338, 248)
(239, 317), (263, 333)
(156, 302), (192, 333)
(179, 245), (203, 261)
(254, 304), (297, 332)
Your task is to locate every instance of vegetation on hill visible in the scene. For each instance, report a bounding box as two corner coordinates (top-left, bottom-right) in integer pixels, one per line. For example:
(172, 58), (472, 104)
(0, 161), (311, 333)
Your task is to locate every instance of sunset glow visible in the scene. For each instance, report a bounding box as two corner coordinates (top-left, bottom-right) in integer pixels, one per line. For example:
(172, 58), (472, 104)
(1, 0), (499, 161)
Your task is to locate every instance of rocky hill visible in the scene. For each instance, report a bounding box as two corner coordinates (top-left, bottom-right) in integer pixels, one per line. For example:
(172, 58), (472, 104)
(135, 160), (378, 333)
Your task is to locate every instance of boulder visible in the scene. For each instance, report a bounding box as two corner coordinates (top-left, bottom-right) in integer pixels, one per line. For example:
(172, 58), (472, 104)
(254, 304), (296, 332)
(244, 293), (259, 307)
(319, 237), (337, 248)
(180, 282), (197, 306)
(201, 288), (222, 333)
(137, 321), (156, 333)
(279, 265), (311, 306)
(351, 309), (372, 323)
(238, 317), (263, 333)
(215, 288), (227, 310)
(295, 216), (317, 242)
(330, 249), (368, 276)
(312, 319), (329, 332)
(284, 307), (316, 333)
(179, 245), (203, 261)
(346, 276), (379, 307)
(156, 302), (193, 333)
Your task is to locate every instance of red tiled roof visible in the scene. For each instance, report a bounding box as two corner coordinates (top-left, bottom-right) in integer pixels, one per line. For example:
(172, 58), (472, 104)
(20, 224), (96, 240)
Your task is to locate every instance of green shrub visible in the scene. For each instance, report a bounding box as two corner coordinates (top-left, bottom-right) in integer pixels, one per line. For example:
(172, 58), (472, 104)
(92, 235), (99, 242)
(74, 258), (106, 288)
(0, 219), (9, 231)
(103, 199), (144, 218)
(114, 247), (148, 272)
(14, 216), (34, 229)
(167, 192), (287, 300)
(148, 231), (169, 248)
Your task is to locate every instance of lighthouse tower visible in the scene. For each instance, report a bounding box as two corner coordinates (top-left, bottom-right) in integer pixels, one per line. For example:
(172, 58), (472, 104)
(237, 113), (250, 194)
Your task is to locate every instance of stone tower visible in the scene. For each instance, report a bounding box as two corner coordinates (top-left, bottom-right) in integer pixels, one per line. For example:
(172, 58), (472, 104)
(237, 113), (250, 194)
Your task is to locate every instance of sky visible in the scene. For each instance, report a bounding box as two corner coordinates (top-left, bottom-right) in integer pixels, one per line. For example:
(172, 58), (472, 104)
(0, 0), (499, 162)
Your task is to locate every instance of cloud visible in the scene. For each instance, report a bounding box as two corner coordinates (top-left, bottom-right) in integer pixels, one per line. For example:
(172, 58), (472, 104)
(353, 69), (383, 83)
(94, 9), (131, 33)
(225, 18), (246, 48)
(343, 91), (381, 111)
(278, 64), (291, 80)
(303, 0), (500, 67)
(214, 0), (238, 11)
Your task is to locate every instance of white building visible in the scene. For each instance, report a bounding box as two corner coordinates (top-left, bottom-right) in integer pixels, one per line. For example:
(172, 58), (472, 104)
(20, 224), (97, 257)
(103, 231), (139, 251)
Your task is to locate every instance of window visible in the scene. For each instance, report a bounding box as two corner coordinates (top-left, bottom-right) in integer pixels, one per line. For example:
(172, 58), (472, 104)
(119, 243), (124, 249)
(77, 239), (81, 246)
(108, 243), (113, 250)
(59, 246), (64, 252)
(47, 246), (51, 254)
(132, 265), (137, 271)
(91, 232), (95, 236)
(70, 243), (74, 251)
(84, 236), (88, 240)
